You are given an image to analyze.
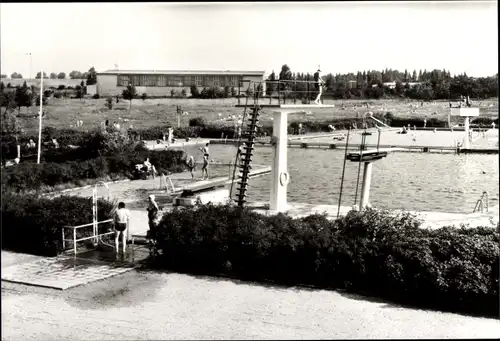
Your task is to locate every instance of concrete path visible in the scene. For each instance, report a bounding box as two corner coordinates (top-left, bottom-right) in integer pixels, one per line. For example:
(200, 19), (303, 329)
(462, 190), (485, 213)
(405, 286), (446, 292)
(2, 261), (499, 340)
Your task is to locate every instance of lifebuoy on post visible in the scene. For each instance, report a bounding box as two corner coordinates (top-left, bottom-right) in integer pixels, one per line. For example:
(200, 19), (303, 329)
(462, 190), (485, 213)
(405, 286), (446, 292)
(279, 172), (289, 187)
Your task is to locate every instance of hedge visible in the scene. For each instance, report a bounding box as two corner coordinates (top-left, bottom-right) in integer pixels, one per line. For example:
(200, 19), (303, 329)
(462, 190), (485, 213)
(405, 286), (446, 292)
(1, 149), (187, 193)
(1, 193), (115, 256)
(153, 204), (499, 317)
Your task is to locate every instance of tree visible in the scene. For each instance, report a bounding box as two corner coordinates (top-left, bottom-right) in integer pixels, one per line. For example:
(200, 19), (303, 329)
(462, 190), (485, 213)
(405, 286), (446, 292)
(49, 72), (57, 79)
(86, 67), (97, 85)
(1, 108), (24, 139)
(0, 87), (18, 114)
(57, 72), (66, 79)
(181, 88), (187, 98)
(190, 85), (200, 98)
(411, 70), (417, 82)
(223, 85), (230, 98)
(35, 71), (48, 79)
(266, 70), (276, 96)
(15, 81), (32, 113)
(122, 84), (137, 109)
(75, 80), (85, 99)
(69, 70), (83, 79)
(10, 72), (23, 79)
(1, 74), (7, 78)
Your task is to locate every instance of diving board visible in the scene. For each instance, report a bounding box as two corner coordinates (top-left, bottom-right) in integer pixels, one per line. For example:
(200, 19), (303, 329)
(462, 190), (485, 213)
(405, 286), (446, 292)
(176, 166), (272, 196)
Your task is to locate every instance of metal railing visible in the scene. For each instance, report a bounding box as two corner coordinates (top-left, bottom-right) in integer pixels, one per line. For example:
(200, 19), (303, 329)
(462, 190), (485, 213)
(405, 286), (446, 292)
(237, 79), (327, 106)
(473, 191), (489, 213)
(62, 219), (115, 256)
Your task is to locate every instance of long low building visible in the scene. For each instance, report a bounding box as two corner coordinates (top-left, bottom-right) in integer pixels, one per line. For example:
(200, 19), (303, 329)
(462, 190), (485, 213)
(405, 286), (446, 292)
(96, 69), (266, 97)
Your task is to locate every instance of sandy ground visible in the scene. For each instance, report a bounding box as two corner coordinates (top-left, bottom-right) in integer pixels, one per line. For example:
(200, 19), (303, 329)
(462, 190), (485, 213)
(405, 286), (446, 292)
(2, 263), (499, 340)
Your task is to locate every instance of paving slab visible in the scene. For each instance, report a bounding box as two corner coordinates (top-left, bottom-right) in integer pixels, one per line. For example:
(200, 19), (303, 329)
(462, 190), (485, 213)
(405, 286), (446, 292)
(1, 255), (136, 290)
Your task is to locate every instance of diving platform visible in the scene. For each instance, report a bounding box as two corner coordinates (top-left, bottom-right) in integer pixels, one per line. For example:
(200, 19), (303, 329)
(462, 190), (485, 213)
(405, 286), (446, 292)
(235, 104), (336, 110)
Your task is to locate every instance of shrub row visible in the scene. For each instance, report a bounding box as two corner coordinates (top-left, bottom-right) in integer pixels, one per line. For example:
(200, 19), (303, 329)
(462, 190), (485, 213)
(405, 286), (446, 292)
(1, 193), (115, 256)
(1, 149), (187, 193)
(153, 204), (499, 317)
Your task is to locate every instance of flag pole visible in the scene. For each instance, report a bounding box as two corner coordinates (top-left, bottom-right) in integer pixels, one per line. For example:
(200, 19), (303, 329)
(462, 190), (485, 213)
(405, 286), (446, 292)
(37, 70), (43, 164)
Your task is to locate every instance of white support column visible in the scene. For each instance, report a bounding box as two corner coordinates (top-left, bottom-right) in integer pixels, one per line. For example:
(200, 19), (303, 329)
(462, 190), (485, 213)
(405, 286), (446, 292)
(359, 161), (373, 210)
(463, 116), (470, 149)
(270, 110), (289, 212)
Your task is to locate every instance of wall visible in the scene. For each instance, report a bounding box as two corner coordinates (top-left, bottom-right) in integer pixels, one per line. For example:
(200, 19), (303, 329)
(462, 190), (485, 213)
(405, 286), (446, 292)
(96, 74), (120, 96)
(86, 84), (97, 95)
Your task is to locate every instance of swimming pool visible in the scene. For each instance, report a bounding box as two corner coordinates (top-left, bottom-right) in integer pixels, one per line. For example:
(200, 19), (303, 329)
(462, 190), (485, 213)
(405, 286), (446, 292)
(182, 142), (499, 214)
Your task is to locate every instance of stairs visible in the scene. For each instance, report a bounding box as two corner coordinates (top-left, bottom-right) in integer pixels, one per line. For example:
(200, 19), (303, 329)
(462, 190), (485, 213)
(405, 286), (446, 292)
(235, 106), (260, 207)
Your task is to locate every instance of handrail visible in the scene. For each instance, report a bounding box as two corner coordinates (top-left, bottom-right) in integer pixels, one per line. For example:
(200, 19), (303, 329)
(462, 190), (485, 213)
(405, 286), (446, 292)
(473, 191), (489, 213)
(62, 219), (114, 256)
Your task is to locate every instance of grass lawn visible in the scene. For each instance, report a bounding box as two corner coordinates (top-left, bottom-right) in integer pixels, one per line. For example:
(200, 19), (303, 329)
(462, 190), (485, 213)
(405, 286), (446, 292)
(16, 97), (499, 136)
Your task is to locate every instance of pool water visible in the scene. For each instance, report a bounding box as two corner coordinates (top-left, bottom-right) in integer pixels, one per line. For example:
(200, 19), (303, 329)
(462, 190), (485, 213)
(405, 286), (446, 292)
(307, 129), (498, 149)
(181, 141), (499, 214)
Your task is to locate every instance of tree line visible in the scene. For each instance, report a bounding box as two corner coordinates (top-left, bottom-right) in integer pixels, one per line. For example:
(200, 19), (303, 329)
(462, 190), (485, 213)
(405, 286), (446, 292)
(1, 67), (98, 85)
(266, 65), (498, 100)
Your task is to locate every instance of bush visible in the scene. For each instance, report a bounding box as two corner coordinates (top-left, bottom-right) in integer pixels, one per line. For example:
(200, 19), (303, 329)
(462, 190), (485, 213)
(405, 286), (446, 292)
(53, 92), (62, 99)
(141, 93), (148, 101)
(105, 97), (113, 110)
(471, 117), (499, 126)
(190, 85), (200, 98)
(92, 93), (100, 99)
(153, 205), (499, 317)
(189, 116), (207, 128)
(1, 148), (187, 193)
(1, 193), (114, 256)
(57, 85), (66, 90)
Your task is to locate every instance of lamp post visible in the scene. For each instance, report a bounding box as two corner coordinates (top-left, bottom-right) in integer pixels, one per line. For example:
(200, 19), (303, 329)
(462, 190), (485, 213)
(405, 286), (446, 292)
(37, 70), (44, 164)
(26, 53), (32, 83)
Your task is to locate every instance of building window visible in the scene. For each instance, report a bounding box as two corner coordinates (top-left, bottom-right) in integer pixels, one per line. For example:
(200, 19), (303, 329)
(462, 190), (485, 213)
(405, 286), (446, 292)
(184, 76), (194, 86)
(117, 75), (130, 86)
(230, 76), (239, 87)
(195, 76), (203, 87)
(167, 76), (182, 87)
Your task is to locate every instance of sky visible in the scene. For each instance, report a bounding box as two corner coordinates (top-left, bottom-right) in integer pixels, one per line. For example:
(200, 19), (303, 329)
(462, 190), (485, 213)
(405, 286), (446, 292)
(0, 1), (498, 78)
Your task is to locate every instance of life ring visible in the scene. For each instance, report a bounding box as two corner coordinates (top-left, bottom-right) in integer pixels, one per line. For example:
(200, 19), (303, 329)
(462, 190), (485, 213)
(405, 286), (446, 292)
(279, 172), (289, 187)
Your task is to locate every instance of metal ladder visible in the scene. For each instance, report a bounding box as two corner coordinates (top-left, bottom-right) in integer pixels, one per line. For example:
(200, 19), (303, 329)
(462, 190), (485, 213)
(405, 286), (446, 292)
(473, 191), (489, 213)
(235, 105), (260, 207)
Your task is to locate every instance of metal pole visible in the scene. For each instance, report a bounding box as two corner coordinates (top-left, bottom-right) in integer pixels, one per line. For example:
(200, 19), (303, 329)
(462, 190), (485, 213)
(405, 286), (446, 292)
(337, 128), (351, 218)
(37, 70), (43, 164)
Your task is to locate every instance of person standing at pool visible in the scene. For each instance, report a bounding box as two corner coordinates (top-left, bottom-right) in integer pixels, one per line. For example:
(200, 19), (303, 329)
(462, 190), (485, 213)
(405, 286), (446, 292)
(423, 118), (427, 128)
(147, 195), (160, 235)
(199, 143), (210, 180)
(313, 69), (325, 105)
(186, 155), (196, 180)
(114, 202), (130, 255)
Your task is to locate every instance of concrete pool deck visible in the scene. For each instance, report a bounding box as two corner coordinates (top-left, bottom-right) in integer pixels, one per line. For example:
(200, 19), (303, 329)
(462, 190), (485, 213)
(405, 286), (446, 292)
(2, 249), (500, 340)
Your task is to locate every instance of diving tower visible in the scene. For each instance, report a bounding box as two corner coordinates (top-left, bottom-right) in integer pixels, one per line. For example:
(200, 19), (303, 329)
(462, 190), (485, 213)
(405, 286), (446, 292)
(236, 103), (336, 212)
(449, 107), (480, 149)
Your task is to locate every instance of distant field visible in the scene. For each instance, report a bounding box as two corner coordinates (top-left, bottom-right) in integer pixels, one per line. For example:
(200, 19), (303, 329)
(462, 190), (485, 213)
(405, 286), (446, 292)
(15, 97), (499, 135)
(1, 78), (84, 88)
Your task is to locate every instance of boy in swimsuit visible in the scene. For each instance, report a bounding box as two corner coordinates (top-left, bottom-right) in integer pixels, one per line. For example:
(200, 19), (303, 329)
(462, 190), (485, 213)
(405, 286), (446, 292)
(114, 202), (130, 254)
(199, 143), (210, 180)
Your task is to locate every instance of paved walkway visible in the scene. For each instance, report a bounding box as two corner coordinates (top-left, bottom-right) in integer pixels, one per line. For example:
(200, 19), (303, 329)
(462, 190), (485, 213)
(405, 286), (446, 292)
(2, 254), (136, 290)
(2, 261), (499, 340)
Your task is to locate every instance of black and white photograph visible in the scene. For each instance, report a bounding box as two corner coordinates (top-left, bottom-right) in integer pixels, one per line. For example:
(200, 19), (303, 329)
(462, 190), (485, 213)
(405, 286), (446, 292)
(1, 1), (499, 339)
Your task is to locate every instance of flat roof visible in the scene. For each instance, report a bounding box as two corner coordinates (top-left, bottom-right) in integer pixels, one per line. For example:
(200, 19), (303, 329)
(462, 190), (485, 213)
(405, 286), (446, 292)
(97, 69), (265, 76)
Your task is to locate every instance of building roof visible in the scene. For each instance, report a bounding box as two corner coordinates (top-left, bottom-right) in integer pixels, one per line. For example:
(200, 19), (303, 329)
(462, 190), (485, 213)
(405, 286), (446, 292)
(97, 69), (265, 76)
